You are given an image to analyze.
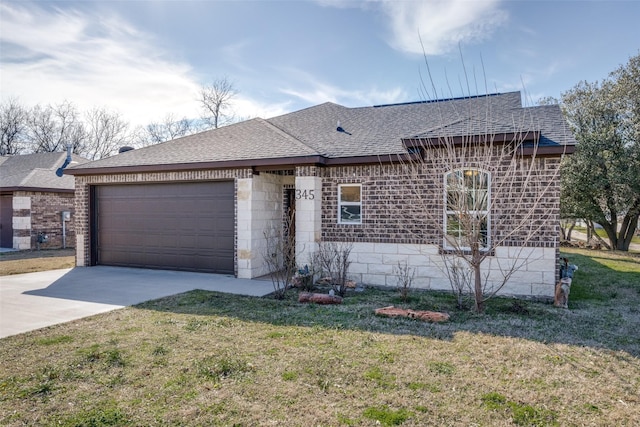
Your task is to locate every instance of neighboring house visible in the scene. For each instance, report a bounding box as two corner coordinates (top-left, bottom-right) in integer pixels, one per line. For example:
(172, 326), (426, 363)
(0, 152), (87, 250)
(66, 92), (576, 298)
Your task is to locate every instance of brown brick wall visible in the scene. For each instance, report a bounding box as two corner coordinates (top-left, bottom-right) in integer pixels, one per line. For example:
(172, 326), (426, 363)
(320, 154), (561, 249)
(14, 191), (76, 249)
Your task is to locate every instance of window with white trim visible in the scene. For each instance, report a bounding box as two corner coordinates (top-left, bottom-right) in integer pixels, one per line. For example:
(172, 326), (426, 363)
(444, 169), (490, 250)
(338, 184), (361, 224)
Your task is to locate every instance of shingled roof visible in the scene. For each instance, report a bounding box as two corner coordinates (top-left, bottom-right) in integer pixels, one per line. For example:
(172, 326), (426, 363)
(67, 91), (576, 174)
(1, 152), (88, 192)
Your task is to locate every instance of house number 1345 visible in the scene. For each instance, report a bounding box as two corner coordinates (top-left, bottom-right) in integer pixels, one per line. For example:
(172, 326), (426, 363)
(295, 189), (315, 200)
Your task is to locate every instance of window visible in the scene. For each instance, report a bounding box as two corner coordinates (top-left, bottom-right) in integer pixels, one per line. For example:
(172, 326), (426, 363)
(444, 169), (490, 250)
(338, 184), (361, 224)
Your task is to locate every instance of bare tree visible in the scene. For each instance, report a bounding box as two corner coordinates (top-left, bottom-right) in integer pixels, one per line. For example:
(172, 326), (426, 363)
(26, 101), (85, 154)
(82, 107), (130, 160)
(134, 113), (200, 147)
(0, 98), (27, 155)
(380, 43), (572, 313)
(262, 211), (297, 299)
(393, 106), (567, 313)
(199, 77), (238, 129)
(396, 118), (560, 312)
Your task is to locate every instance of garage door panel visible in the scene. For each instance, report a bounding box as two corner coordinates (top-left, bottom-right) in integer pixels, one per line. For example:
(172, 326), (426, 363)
(96, 181), (234, 274)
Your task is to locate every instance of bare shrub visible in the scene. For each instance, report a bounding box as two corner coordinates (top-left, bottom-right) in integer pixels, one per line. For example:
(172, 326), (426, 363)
(262, 212), (296, 299)
(442, 256), (473, 310)
(393, 261), (415, 302)
(312, 241), (353, 297)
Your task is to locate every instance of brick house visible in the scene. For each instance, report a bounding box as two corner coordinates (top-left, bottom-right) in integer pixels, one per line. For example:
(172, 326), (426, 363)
(1, 152), (87, 250)
(66, 92), (576, 298)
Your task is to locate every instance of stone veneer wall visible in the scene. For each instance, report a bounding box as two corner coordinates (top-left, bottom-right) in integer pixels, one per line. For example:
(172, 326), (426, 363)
(294, 166), (322, 269)
(237, 172), (294, 278)
(11, 191), (76, 250)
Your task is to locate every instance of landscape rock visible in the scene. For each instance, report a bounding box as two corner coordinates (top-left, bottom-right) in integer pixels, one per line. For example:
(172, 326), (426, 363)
(298, 292), (343, 305)
(374, 306), (450, 322)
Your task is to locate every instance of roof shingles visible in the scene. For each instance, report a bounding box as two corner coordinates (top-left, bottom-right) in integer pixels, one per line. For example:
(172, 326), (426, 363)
(68, 91), (576, 173)
(1, 152), (87, 191)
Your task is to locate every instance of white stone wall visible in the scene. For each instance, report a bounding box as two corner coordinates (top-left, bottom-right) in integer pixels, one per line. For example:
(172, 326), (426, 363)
(12, 196), (31, 250)
(237, 173), (292, 278)
(236, 178), (252, 278)
(334, 241), (556, 298)
(294, 176), (322, 267)
(76, 234), (85, 266)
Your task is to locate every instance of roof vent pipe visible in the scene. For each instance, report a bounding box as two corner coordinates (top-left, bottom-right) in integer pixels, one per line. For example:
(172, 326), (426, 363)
(336, 120), (351, 135)
(55, 143), (72, 177)
(119, 146), (135, 153)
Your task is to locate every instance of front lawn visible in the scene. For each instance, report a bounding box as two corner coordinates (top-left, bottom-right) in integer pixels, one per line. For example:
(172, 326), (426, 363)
(0, 248), (638, 426)
(0, 249), (75, 276)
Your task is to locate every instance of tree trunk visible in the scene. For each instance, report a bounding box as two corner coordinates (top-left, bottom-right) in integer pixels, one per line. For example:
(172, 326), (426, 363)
(473, 263), (483, 313)
(567, 221), (576, 241)
(618, 213), (638, 251)
(601, 223), (618, 250)
(617, 199), (640, 251)
(587, 219), (612, 250)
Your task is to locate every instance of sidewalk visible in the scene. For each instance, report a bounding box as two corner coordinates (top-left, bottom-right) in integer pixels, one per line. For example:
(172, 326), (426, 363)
(569, 230), (640, 252)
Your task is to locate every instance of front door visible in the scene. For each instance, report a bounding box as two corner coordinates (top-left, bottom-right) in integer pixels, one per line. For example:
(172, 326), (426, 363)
(0, 194), (13, 248)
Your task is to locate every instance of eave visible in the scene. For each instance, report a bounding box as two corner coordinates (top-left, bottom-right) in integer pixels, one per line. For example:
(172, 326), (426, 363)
(402, 131), (540, 148)
(402, 131), (576, 157)
(0, 186), (75, 193)
(64, 153), (422, 176)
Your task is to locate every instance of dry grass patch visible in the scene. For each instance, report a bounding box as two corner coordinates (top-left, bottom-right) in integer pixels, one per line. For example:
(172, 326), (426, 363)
(0, 248), (638, 426)
(0, 249), (75, 275)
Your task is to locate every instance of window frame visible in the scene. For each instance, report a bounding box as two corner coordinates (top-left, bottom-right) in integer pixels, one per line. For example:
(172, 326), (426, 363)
(443, 168), (491, 251)
(337, 183), (362, 225)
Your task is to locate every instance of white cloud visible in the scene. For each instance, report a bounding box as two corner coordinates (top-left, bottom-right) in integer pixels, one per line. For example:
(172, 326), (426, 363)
(279, 69), (406, 106)
(319, 0), (507, 56)
(0, 3), (283, 127)
(383, 0), (508, 55)
(232, 96), (292, 120)
(0, 3), (203, 126)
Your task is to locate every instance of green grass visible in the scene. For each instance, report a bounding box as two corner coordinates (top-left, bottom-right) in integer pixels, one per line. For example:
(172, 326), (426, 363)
(481, 392), (558, 426)
(0, 248), (638, 426)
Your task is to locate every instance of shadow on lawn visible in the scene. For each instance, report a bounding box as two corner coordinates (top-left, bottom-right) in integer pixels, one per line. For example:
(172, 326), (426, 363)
(135, 250), (640, 357)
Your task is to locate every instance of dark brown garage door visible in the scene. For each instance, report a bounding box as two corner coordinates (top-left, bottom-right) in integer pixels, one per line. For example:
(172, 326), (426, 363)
(95, 181), (234, 274)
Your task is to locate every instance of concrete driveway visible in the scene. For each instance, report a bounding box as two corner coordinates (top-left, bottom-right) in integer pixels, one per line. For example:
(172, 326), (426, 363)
(0, 266), (273, 339)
